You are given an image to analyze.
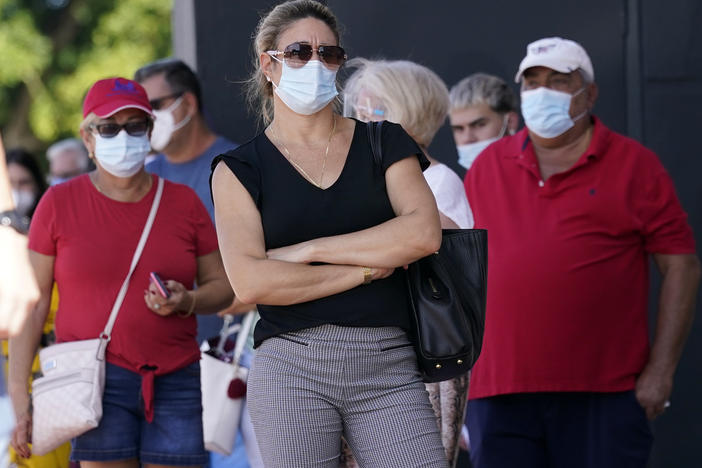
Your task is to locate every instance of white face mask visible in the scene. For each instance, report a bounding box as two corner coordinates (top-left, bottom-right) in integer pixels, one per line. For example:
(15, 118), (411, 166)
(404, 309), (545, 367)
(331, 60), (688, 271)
(270, 59), (338, 115)
(150, 96), (192, 152)
(94, 130), (150, 178)
(11, 189), (36, 217)
(456, 115), (510, 170)
(520, 87), (586, 139)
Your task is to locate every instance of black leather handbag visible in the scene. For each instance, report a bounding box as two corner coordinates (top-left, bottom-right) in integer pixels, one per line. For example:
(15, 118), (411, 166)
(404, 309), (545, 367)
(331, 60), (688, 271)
(367, 121), (488, 383)
(405, 229), (487, 382)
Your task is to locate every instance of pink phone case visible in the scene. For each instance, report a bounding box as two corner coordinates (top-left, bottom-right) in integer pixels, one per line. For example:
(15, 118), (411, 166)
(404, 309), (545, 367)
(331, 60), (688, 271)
(149, 272), (171, 298)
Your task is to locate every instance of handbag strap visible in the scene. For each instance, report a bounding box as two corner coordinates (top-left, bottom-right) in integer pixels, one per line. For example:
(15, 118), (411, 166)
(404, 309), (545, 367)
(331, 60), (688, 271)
(366, 120), (384, 167)
(231, 311), (255, 370)
(98, 177), (164, 354)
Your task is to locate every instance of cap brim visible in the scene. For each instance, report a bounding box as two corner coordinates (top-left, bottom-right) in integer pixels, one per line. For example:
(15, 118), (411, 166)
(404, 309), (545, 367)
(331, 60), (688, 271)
(92, 102), (153, 118)
(514, 57), (578, 83)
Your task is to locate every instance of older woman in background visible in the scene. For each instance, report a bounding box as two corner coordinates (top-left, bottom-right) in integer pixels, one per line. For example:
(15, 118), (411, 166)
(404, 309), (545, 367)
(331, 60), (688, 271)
(343, 58), (472, 467)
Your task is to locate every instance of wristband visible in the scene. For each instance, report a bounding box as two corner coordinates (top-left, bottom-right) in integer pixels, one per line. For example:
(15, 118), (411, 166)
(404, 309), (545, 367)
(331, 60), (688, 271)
(0, 210), (29, 235)
(362, 266), (372, 285)
(178, 292), (196, 318)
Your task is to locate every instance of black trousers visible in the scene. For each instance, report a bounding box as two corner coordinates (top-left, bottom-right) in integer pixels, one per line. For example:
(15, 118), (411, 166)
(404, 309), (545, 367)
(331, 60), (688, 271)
(467, 391), (653, 468)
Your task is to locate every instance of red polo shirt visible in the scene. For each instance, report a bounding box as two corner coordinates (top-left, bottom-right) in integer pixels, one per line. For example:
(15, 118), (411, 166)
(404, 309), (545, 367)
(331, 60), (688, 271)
(465, 117), (695, 399)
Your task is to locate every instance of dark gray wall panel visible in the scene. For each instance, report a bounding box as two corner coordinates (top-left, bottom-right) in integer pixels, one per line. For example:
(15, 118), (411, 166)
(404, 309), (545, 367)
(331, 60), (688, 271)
(642, 1), (702, 465)
(190, 2), (701, 465)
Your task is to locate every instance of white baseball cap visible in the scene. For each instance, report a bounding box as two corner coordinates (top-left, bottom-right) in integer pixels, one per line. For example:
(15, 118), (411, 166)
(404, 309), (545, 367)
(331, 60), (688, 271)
(514, 37), (594, 84)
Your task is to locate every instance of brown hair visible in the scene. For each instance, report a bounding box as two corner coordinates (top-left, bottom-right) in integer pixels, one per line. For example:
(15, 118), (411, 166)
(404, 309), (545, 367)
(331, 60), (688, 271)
(244, 0), (342, 126)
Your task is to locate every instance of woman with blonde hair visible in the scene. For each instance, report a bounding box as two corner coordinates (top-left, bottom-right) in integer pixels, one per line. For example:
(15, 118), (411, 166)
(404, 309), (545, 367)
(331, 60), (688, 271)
(210, 1), (448, 466)
(343, 58), (473, 467)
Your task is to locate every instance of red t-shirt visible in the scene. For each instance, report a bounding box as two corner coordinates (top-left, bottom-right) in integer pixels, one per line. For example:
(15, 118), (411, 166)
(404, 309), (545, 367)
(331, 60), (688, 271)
(464, 117), (695, 399)
(29, 174), (217, 376)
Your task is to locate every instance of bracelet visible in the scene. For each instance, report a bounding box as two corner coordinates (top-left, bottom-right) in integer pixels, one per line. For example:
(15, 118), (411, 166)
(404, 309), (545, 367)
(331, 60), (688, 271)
(362, 266), (372, 285)
(178, 292), (196, 318)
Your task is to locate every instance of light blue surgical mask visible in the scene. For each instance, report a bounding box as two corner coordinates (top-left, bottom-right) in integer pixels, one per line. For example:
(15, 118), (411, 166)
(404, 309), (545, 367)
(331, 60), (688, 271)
(94, 130), (150, 178)
(520, 87), (586, 138)
(270, 59), (338, 115)
(456, 115), (510, 170)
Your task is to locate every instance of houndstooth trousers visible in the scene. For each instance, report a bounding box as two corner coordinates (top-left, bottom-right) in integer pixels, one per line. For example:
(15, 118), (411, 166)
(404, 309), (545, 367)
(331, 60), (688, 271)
(247, 324), (449, 468)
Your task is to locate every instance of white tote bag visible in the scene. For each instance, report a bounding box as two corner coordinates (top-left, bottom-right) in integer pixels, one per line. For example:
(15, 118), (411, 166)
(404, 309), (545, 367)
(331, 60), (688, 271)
(201, 311), (255, 455)
(30, 178), (163, 456)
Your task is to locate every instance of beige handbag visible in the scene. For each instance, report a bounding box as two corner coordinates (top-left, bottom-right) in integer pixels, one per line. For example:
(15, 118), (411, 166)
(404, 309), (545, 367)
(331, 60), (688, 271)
(31, 177), (164, 455)
(200, 311), (255, 455)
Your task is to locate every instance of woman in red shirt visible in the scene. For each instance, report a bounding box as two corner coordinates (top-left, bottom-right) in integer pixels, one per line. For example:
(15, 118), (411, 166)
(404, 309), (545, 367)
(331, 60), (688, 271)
(9, 77), (233, 468)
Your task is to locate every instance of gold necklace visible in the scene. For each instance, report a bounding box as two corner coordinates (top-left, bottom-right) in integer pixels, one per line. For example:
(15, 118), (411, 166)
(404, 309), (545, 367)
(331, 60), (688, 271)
(269, 115), (337, 189)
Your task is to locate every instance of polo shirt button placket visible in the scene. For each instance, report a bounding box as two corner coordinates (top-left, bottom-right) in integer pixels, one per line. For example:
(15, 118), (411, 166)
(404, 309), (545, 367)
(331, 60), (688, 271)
(538, 180), (545, 188)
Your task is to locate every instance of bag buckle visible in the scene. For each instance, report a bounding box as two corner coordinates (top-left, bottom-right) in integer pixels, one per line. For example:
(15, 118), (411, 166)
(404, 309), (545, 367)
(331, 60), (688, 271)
(97, 333), (111, 360)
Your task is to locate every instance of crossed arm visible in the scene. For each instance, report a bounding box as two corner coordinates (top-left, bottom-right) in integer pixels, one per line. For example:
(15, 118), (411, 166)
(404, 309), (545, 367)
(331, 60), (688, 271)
(211, 156), (441, 306)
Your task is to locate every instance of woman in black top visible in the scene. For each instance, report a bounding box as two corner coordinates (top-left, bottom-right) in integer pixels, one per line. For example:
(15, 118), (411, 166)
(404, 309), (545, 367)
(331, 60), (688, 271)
(211, 1), (447, 466)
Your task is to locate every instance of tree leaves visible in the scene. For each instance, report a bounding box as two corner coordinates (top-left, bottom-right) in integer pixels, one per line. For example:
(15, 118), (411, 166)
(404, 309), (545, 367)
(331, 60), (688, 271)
(1, 0), (172, 151)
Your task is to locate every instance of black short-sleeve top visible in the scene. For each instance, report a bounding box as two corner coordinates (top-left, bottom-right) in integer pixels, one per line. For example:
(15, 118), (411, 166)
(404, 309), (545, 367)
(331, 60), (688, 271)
(212, 119), (428, 347)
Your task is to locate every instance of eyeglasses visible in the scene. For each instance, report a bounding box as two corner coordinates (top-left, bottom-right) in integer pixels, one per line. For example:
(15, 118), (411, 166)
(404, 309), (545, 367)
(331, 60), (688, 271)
(148, 92), (184, 111)
(267, 42), (347, 69)
(356, 104), (385, 119)
(90, 120), (152, 138)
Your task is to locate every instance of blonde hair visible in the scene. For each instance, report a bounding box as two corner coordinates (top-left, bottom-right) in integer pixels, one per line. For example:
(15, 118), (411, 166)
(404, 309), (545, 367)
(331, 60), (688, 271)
(244, 0), (342, 127)
(79, 112), (99, 133)
(343, 58), (449, 147)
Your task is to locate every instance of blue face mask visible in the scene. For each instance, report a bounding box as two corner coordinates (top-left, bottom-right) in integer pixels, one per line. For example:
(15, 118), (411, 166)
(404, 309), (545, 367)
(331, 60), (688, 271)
(94, 130), (150, 178)
(520, 87), (586, 138)
(270, 60), (338, 115)
(456, 115), (510, 170)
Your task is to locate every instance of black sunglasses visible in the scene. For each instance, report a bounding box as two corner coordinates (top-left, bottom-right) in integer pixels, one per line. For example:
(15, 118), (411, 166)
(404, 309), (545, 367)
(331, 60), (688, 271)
(148, 91), (184, 111)
(90, 120), (152, 138)
(267, 42), (347, 69)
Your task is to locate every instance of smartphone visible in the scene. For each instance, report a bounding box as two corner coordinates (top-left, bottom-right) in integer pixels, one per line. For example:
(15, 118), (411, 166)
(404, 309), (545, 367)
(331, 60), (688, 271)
(149, 272), (171, 298)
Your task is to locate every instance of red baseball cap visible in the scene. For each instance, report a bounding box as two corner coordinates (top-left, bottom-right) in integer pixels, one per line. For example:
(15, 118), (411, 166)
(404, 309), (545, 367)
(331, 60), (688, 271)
(82, 77), (153, 118)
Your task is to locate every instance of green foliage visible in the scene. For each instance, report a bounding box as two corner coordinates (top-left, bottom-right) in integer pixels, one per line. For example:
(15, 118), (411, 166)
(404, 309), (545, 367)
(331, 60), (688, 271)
(0, 9), (52, 84)
(1, 0), (172, 148)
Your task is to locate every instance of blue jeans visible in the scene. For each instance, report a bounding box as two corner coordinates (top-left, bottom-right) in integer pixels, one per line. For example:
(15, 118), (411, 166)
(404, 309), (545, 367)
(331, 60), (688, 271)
(71, 361), (207, 466)
(467, 391), (653, 468)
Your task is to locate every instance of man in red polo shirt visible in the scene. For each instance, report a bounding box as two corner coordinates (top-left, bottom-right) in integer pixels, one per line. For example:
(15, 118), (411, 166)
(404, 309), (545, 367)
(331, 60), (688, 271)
(464, 37), (700, 468)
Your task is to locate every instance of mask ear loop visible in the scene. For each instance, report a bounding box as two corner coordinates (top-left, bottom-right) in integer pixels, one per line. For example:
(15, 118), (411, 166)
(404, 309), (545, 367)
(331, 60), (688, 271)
(264, 51), (282, 89)
(570, 87), (589, 123)
(162, 95), (192, 132)
(266, 74), (279, 90)
(498, 114), (510, 137)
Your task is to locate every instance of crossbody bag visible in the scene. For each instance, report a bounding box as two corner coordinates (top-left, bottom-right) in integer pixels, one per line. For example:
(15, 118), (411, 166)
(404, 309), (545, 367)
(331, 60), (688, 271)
(31, 177), (164, 455)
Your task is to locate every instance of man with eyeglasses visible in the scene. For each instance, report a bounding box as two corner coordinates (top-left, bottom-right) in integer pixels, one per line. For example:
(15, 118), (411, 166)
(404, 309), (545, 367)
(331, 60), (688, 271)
(135, 58), (237, 222)
(134, 58), (237, 339)
(463, 37), (699, 468)
(135, 59), (256, 468)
